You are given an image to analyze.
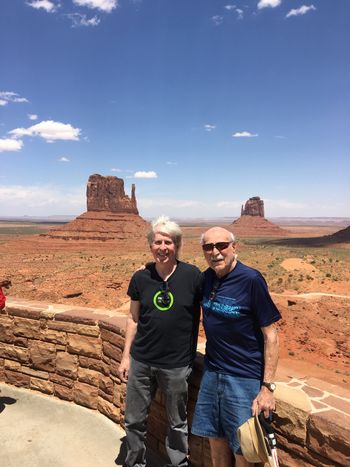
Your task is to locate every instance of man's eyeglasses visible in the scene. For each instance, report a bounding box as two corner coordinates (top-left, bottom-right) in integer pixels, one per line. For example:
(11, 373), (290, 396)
(202, 242), (232, 253)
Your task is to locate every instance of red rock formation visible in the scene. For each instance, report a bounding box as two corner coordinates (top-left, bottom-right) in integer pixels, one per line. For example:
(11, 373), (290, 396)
(43, 175), (148, 241)
(241, 196), (264, 217)
(87, 174), (139, 214)
(325, 225), (350, 243)
(230, 196), (288, 237)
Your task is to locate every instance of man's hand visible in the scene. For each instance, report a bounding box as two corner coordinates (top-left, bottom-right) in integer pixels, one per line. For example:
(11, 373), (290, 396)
(251, 386), (275, 418)
(118, 355), (130, 383)
(135, 262), (153, 273)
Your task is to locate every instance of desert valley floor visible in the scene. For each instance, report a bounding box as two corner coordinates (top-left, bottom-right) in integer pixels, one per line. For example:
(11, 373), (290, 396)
(0, 221), (349, 388)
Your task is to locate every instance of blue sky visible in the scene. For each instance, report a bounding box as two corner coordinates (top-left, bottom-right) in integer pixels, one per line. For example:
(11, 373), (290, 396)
(0, 0), (349, 218)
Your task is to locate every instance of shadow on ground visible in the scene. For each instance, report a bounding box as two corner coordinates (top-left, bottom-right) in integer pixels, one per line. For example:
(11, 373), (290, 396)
(0, 383), (163, 467)
(0, 396), (17, 413)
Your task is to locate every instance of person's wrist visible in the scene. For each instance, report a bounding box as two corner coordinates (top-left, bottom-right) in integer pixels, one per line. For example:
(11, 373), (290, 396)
(261, 382), (276, 392)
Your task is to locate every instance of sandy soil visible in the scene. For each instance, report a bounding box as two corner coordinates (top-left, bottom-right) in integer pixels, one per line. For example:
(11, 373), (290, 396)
(280, 258), (316, 272)
(0, 223), (349, 387)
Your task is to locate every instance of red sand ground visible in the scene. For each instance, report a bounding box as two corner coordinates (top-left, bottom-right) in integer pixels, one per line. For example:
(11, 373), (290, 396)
(0, 223), (349, 388)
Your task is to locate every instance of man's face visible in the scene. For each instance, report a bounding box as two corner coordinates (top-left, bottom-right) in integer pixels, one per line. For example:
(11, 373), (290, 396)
(202, 227), (237, 278)
(150, 230), (177, 265)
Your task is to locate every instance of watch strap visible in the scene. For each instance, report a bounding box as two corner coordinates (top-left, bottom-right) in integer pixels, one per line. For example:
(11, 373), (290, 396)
(261, 382), (276, 392)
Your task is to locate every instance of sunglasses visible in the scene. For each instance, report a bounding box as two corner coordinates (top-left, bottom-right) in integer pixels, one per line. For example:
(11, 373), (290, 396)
(202, 241), (232, 253)
(209, 279), (220, 301)
(155, 282), (172, 308)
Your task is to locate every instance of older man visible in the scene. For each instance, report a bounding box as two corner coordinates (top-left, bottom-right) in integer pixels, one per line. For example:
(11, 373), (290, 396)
(192, 227), (280, 467)
(118, 216), (202, 467)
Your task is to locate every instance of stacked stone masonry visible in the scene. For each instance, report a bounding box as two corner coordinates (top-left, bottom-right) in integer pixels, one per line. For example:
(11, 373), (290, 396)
(0, 298), (349, 467)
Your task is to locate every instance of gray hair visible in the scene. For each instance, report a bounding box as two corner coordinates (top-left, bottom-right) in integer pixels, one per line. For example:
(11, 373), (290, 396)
(200, 230), (235, 245)
(147, 215), (183, 250)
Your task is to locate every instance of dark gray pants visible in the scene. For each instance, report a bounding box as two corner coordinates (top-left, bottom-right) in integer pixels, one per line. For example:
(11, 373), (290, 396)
(124, 358), (192, 467)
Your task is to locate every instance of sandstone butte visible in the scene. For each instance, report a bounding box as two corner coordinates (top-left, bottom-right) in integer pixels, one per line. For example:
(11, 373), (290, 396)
(326, 224), (350, 242)
(228, 196), (289, 237)
(42, 174), (149, 241)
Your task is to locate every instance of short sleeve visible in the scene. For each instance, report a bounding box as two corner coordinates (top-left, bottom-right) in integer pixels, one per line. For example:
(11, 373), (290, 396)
(251, 272), (281, 327)
(127, 273), (140, 301)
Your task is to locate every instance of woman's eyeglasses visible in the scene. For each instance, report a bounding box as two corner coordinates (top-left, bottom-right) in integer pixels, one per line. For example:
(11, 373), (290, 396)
(202, 242), (232, 253)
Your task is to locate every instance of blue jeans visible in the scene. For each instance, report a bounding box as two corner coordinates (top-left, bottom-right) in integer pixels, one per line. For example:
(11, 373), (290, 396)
(191, 368), (260, 453)
(124, 358), (192, 467)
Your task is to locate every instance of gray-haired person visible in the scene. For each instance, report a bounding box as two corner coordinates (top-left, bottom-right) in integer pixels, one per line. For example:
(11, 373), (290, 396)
(191, 227), (280, 467)
(118, 216), (202, 467)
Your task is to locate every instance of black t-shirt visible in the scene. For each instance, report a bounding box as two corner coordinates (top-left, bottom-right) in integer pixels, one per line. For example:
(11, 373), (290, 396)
(127, 261), (202, 368)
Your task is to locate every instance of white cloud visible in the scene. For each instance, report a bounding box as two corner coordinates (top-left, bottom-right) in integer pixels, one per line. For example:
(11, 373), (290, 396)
(138, 198), (203, 209)
(212, 15), (224, 26)
(28, 114), (38, 121)
(264, 198), (307, 210)
(9, 120), (81, 143)
(166, 161), (178, 166)
(236, 8), (244, 20)
(0, 91), (29, 106)
(257, 0), (281, 9)
(0, 185), (85, 215)
(286, 5), (316, 18)
(0, 138), (23, 152)
(216, 200), (242, 209)
(111, 168), (133, 173)
(73, 0), (118, 13)
(58, 156), (70, 162)
(232, 131), (258, 138)
(204, 124), (216, 132)
(66, 13), (100, 27)
(26, 0), (59, 13)
(134, 171), (158, 179)
(224, 5), (243, 19)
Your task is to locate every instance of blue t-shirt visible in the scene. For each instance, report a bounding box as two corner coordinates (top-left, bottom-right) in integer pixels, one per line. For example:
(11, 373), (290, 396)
(202, 261), (281, 380)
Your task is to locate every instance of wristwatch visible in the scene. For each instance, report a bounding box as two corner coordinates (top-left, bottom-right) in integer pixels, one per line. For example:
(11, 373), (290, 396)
(261, 382), (276, 392)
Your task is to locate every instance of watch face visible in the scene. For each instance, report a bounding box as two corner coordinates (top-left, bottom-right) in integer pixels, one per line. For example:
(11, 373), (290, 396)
(263, 382), (276, 392)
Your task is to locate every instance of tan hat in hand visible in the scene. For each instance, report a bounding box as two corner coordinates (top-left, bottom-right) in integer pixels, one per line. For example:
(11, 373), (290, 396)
(237, 414), (271, 465)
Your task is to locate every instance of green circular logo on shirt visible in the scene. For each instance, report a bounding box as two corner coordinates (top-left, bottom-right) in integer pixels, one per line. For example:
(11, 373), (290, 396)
(153, 290), (174, 311)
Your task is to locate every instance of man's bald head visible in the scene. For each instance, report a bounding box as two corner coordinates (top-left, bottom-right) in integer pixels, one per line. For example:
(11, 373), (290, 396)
(201, 227), (237, 278)
(201, 227), (235, 246)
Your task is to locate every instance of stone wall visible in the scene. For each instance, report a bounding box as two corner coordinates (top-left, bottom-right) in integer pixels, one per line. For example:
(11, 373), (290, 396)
(1, 299), (349, 466)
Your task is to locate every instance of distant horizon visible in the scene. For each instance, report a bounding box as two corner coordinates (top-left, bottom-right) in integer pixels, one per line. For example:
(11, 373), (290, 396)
(1, 1), (349, 218)
(1, 214), (349, 226)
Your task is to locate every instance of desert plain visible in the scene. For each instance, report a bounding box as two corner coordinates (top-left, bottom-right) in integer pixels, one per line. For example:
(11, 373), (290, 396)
(0, 220), (349, 388)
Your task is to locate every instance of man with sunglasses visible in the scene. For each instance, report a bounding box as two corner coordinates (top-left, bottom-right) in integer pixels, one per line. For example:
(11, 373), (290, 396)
(118, 216), (202, 467)
(192, 227), (280, 467)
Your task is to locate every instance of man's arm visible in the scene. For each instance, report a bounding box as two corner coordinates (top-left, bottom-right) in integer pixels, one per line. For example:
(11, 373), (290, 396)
(117, 300), (140, 382)
(252, 322), (279, 417)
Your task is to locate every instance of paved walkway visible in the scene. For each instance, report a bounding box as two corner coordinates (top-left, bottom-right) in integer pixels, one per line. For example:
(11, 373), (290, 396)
(0, 383), (163, 467)
(276, 365), (350, 416)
